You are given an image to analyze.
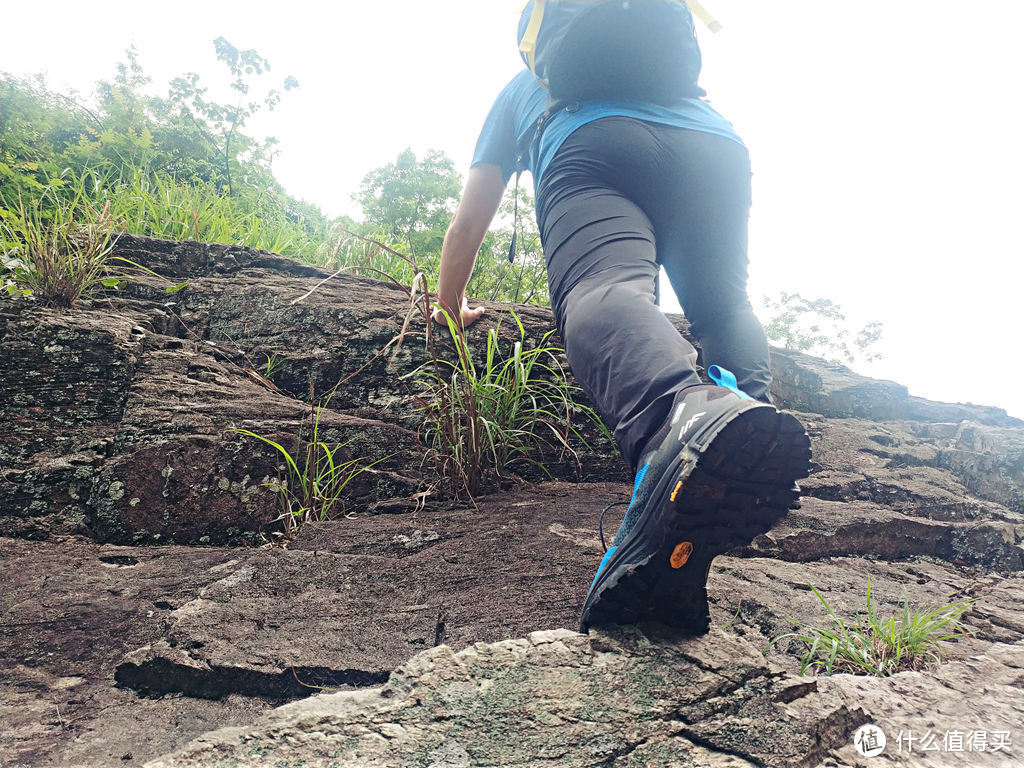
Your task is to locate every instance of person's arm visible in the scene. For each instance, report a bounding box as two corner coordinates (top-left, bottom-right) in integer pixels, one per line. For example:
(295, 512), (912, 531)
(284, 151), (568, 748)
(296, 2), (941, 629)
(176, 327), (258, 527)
(432, 163), (508, 329)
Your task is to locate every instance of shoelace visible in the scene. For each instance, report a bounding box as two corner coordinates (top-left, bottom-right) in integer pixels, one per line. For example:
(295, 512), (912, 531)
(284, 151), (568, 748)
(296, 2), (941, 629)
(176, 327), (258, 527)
(598, 500), (630, 552)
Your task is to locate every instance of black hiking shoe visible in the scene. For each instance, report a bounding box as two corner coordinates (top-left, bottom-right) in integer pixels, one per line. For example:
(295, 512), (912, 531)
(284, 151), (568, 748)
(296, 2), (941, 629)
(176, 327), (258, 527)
(579, 381), (811, 634)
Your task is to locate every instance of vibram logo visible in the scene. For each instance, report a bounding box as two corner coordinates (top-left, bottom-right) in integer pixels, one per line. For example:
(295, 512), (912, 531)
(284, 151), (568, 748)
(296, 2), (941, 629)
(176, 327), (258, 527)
(669, 480), (684, 502)
(670, 541), (693, 568)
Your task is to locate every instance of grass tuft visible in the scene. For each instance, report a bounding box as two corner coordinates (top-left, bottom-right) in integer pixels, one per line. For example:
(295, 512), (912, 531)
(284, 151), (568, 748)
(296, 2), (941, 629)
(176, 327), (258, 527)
(410, 308), (609, 498)
(766, 579), (975, 677)
(234, 393), (389, 541)
(1, 190), (123, 306)
(1, 178), (194, 306)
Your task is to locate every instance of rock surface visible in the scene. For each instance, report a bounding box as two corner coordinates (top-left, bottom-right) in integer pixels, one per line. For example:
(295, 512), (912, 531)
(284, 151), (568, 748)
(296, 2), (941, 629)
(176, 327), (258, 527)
(146, 627), (861, 768)
(2, 235), (1022, 767)
(145, 628), (1024, 768)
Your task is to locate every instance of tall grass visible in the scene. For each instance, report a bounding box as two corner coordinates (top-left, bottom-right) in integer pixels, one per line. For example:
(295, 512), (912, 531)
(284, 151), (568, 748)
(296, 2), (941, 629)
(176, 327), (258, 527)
(1, 168), (326, 261)
(0, 186), (161, 306)
(410, 309), (609, 497)
(1, 166), (333, 306)
(313, 228), (430, 284)
(84, 170), (326, 259)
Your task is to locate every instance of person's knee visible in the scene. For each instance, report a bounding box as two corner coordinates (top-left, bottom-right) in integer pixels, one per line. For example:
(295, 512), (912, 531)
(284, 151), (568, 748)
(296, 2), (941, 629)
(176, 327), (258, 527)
(685, 293), (755, 335)
(562, 275), (655, 337)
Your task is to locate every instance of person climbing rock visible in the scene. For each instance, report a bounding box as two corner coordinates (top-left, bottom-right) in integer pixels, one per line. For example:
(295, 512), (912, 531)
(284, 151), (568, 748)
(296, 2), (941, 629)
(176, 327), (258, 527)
(433, 0), (811, 633)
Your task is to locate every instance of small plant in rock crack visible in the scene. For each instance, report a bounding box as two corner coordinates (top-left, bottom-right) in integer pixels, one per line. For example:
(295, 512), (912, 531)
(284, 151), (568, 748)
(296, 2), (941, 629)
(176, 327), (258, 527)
(263, 352), (283, 378)
(765, 579), (975, 677)
(234, 394), (390, 540)
(410, 308), (610, 498)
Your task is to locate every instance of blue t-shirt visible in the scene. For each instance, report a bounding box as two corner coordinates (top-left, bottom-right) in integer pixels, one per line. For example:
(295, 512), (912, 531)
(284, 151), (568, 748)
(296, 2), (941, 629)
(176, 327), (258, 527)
(472, 69), (745, 186)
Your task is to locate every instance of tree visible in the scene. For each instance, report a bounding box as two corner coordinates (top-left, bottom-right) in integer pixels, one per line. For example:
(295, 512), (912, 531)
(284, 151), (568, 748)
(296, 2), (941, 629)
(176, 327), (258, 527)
(2, 40), (300, 199)
(0, 73), (99, 206)
(761, 292), (883, 366)
(354, 148), (461, 268)
(72, 47), (162, 180)
(352, 151), (551, 306)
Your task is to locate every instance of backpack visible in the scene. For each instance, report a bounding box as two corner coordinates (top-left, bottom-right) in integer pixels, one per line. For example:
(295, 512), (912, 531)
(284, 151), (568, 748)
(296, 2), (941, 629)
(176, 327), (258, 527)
(517, 0), (708, 106)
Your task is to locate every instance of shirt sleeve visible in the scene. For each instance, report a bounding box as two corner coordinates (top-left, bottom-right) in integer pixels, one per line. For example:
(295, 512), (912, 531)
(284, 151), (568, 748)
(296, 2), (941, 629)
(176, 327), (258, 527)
(471, 80), (521, 183)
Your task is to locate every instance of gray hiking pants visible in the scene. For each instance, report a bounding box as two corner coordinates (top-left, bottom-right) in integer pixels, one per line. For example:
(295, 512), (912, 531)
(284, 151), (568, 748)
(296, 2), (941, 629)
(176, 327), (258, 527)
(534, 117), (772, 472)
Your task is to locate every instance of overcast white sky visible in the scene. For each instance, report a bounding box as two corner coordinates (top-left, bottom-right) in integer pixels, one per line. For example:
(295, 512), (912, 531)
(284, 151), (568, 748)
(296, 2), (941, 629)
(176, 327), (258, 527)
(4, 1), (1022, 418)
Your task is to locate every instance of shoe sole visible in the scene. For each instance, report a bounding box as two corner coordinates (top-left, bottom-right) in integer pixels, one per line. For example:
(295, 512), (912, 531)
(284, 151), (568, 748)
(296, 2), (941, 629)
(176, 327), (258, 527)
(580, 405), (811, 634)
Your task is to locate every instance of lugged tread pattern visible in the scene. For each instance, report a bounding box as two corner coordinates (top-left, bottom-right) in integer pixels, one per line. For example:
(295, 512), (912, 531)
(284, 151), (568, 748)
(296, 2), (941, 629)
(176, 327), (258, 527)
(580, 405), (811, 634)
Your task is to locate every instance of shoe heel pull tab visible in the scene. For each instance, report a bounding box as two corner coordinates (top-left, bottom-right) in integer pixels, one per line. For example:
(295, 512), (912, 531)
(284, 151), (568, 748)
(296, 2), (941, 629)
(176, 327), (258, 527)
(707, 365), (752, 400)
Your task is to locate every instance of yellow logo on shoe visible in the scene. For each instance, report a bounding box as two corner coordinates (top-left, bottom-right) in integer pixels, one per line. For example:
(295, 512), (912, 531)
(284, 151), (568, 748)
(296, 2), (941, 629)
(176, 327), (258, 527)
(669, 480), (684, 502)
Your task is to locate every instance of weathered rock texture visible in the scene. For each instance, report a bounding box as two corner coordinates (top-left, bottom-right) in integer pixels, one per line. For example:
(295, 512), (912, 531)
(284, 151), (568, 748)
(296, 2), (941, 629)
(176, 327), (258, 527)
(146, 628), (1024, 768)
(2, 235), (1022, 768)
(0, 235), (621, 546)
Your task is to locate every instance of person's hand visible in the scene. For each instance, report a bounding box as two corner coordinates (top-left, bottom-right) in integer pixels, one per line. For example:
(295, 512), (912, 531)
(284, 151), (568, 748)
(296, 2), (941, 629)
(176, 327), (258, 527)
(432, 297), (485, 330)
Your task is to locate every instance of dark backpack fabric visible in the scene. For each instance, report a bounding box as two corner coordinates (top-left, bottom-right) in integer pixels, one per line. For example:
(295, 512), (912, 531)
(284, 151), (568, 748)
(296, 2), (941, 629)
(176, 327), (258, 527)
(518, 0), (706, 105)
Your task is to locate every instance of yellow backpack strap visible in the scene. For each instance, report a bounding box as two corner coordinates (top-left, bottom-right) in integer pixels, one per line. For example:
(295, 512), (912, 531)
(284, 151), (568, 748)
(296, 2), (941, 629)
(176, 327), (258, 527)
(518, 0), (548, 76)
(684, 0), (722, 32)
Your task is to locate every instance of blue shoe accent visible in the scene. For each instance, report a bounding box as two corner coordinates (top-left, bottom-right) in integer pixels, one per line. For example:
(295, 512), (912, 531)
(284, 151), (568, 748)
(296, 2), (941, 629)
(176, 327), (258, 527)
(707, 365), (752, 400)
(628, 463), (649, 511)
(588, 546), (618, 593)
(591, 463), (651, 594)
(608, 462), (651, 549)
